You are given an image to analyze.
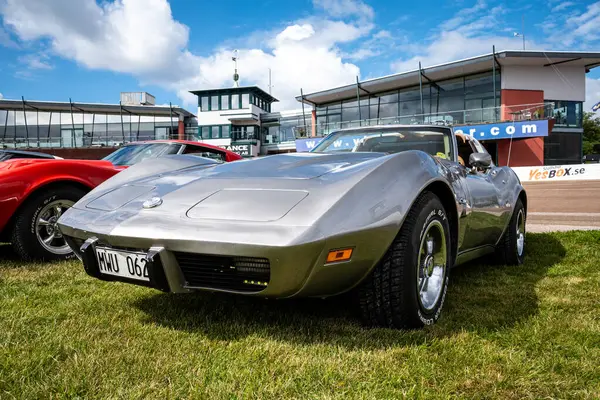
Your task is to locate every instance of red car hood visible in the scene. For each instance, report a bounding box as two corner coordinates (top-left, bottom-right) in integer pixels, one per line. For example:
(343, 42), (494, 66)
(0, 158), (115, 172)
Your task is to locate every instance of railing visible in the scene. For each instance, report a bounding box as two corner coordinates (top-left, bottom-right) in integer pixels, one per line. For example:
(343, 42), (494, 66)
(264, 102), (555, 144)
(0, 133), (190, 149)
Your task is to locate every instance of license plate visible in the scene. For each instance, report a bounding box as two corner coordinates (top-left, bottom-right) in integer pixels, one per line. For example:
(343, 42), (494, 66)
(95, 246), (150, 282)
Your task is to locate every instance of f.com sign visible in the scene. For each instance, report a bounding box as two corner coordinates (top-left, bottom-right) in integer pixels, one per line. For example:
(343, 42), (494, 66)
(453, 120), (549, 141)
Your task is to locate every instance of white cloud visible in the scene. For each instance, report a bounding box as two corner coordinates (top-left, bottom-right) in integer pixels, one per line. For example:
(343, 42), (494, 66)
(1, 0), (193, 79)
(0, 23), (19, 48)
(552, 1), (575, 12)
(18, 52), (53, 70)
(0, 92), (3, 99)
(312, 0), (374, 20)
(543, 1), (600, 47)
(566, 2), (600, 42)
(440, 0), (487, 31)
(392, 31), (528, 73)
(585, 77), (600, 113)
(391, 2), (530, 73)
(0, 0), (373, 110)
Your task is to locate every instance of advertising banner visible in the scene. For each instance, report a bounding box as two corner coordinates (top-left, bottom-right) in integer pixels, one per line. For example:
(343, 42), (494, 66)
(295, 138), (324, 152)
(511, 164), (600, 182)
(453, 120), (549, 141)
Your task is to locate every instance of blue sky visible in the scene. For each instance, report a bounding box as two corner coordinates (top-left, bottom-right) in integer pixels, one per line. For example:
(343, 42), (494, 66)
(0, 0), (599, 110)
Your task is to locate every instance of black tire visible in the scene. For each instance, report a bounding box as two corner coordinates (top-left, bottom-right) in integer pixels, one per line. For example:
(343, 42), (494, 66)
(496, 199), (526, 266)
(357, 191), (452, 329)
(10, 185), (86, 262)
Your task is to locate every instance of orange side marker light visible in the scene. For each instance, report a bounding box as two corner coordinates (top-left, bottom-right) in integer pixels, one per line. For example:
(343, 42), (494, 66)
(326, 248), (353, 263)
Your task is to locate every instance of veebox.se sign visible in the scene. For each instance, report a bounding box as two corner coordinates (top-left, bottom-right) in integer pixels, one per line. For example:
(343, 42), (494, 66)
(511, 164), (600, 182)
(453, 120), (549, 141)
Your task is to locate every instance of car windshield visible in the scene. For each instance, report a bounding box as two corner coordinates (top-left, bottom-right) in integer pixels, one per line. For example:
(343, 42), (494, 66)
(103, 143), (181, 166)
(311, 127), (454, 161)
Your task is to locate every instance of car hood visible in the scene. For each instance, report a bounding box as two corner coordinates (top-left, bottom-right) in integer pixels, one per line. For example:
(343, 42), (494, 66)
(0, 158), (114, 174)
(70, 152), (390, 223)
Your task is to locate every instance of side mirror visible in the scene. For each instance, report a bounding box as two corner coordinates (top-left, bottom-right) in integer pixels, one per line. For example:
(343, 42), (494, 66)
(469, 152), (492, 170)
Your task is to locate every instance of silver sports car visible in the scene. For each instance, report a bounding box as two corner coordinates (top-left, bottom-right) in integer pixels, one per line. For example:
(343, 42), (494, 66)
(57, 125), (527, 329)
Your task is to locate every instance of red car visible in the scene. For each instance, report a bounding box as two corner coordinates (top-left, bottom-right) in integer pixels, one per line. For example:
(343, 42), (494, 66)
(0, 140), (242, 261)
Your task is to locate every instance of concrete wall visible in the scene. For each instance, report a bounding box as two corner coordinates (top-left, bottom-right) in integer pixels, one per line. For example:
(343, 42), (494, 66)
(497, 89), (545, 167)
(501, 65), (585, 101)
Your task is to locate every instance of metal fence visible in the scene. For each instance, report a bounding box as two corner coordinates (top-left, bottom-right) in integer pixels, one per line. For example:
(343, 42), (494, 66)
(310, 102), (554, 138)
(0, 133), (192, 150)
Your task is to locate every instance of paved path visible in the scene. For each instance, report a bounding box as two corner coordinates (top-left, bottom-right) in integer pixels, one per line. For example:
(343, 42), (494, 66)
(523, 180), (600, 232)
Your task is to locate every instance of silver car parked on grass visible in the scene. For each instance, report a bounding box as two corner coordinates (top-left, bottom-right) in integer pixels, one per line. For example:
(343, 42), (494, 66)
(57, 125), (527, 329)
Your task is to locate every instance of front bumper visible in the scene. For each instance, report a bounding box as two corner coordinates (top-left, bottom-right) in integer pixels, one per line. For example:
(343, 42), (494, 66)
(61, 228), (389, 299)
(58, 206), (397, 298)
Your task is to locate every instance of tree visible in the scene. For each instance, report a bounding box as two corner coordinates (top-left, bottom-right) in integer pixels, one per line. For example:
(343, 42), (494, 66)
(583, 112), (600, 155)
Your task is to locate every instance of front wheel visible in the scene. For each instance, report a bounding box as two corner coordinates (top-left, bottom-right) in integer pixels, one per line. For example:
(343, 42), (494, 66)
(357, 191), (452, 329)
(11, 186), (86, 262)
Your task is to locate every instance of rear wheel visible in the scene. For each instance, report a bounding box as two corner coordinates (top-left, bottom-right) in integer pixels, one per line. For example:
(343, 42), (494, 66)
(496, 199), (526, 265)
(357, 191), (452, 329)
(11, 186), (86, 262)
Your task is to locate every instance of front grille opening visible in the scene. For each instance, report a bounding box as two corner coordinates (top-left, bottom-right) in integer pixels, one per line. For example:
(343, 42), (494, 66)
(174, 253), (270, 293)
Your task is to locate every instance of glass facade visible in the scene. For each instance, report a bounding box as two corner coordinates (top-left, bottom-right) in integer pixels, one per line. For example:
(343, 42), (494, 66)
(261, 114), (312, 144)
(198, 91), (272, 112)
(315, 71), (501, 135)
(0, 109), (189, 148)
(545, 100), (583, 128)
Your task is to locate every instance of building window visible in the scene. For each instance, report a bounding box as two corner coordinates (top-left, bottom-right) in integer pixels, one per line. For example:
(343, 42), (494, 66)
(211, 126), (220, 138)
(221, 125), (230, 138)
(231, 125), (258, 141)
(211, 96), (219, 111)
(242, 94), (250, 108)
(221, 95), (230, 110)
(231, 94), (240, 109)
(201, 97), (209, 112)
(201, 126), (210, 139)
(546, 100), (582, 128)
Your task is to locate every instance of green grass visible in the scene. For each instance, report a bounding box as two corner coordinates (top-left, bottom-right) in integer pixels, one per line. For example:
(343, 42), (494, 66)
(1, 231), (600, 399)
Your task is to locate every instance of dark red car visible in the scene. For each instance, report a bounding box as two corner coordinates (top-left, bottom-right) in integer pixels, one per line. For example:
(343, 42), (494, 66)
(0, 140), (242, 261)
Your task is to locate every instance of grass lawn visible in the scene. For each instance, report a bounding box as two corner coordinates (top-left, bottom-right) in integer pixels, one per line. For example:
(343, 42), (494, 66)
(1, 231), (600, 399)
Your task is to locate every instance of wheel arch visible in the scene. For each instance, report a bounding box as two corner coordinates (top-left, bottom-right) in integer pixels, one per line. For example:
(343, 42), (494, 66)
(518, 189), (528, 215)
(421, 180), (459, 265)
(1, 179), (92, 240)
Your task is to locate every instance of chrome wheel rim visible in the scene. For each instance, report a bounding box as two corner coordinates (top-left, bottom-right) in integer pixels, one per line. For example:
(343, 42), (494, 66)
(516, 209), (525, 257)
(417, 220), (447, 311)
(35, 199), (74, 255)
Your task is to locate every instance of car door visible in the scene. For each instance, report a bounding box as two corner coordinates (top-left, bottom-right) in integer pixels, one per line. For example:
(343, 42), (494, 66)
(457, 137), (504, 250)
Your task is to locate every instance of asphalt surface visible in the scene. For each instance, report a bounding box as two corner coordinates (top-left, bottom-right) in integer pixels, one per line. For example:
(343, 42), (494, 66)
(523, 180), (600, 233)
